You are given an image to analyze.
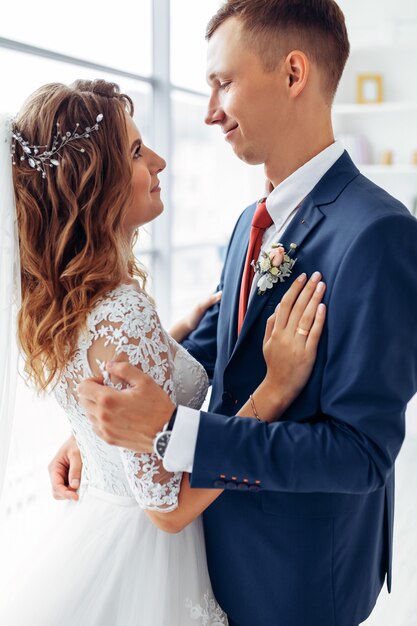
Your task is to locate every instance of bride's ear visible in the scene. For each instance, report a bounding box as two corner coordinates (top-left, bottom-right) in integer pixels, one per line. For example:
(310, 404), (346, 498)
(285, 51), (309, 97)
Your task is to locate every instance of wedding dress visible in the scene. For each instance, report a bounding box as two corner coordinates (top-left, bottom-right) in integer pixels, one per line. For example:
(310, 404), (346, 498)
(0, 283), (228, 626)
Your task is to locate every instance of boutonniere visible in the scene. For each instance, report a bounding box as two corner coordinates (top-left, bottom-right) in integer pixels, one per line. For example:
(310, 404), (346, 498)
(252, 243), (298, 295)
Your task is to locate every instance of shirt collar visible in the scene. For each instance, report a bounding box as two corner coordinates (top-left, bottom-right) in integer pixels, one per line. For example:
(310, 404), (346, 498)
(265, 140), (344, 229)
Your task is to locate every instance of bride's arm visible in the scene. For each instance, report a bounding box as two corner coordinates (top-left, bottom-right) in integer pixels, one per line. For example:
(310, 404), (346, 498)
(86, 288), (184, 512)
(145, 274), (327, 532)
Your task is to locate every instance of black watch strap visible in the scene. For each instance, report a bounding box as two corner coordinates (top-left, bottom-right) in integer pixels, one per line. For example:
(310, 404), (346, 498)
(167, 407), (178, 431)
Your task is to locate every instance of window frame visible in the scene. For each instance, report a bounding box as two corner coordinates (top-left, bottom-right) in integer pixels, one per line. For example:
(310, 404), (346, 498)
(0, 0), (214, 324)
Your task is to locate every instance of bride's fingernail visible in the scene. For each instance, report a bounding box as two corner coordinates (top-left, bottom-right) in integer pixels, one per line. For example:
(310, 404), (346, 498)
(70, 479), (80, 488)
(297, 273), (307, 282)
(318, 303), (326, 315)
(316, 281), (325, 293)
(312, 271), (321, 282)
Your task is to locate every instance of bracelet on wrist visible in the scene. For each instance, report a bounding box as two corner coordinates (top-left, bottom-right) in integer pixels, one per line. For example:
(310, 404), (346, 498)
(249, 394), (262, 422)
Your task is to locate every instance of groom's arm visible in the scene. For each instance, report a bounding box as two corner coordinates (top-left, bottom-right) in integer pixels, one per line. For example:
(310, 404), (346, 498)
(181, 286), (221, 382)
(181, 209), (247, 378)
(178, 213), (417, 494)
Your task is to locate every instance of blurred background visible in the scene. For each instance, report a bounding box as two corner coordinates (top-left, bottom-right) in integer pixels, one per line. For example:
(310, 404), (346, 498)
(0, 1), (416, 623)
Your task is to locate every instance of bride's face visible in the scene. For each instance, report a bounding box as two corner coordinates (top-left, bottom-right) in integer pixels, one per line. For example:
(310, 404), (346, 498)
(123, 113), (166, 235)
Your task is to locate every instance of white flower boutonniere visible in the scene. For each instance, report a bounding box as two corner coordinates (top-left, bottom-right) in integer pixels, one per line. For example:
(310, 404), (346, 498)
(252, 243), (298, 295)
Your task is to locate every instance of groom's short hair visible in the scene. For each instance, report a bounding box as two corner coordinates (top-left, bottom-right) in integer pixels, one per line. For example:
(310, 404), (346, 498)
(206, 0), (350, 101)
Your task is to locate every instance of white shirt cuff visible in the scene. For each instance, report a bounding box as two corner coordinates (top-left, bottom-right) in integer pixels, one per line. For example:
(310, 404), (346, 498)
(162, 405), (200, 473)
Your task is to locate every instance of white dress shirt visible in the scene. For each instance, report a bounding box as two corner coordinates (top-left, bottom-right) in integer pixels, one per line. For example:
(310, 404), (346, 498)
(163, 141), (344, 473)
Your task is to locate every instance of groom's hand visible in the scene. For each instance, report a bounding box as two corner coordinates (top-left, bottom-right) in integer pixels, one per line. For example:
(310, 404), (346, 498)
(48, 435), (82, 501)
(77, 364), (175, 453)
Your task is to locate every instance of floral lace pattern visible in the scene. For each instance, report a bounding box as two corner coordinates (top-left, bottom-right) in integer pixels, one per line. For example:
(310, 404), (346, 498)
(53, 283), (209, 510)
(186, 592), (228, 625)
(120, 449), (182, 512)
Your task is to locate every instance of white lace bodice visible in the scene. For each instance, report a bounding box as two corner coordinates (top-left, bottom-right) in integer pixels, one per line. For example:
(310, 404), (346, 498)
(53, 283), (209, 511)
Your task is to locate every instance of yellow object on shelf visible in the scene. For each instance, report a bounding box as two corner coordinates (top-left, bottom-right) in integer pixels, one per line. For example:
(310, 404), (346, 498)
(356, 74), (384, 104)
(380, 150), (393, 165)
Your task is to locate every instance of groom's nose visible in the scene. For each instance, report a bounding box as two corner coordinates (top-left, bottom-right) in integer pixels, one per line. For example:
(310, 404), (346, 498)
(205, 94), (225, 126)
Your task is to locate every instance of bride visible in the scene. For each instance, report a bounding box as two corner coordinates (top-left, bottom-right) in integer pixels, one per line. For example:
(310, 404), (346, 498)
(0, 79), (326, 625)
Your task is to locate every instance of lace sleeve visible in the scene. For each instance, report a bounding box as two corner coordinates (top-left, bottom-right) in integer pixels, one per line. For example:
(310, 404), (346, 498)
(86, 285), (182, 512)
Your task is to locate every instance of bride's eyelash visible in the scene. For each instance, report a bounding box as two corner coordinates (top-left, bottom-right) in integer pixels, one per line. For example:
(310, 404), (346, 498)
(133, 144), (143, 159)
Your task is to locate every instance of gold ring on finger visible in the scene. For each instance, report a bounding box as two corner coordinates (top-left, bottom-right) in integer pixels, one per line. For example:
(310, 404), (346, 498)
(296, 326), (309, 337)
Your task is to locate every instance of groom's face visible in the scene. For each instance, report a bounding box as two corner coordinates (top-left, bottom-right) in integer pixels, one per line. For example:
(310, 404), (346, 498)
(205, 17), (290, 167)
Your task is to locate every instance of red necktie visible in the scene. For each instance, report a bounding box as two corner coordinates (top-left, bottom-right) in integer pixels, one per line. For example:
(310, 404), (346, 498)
(237, 201), (273, 334)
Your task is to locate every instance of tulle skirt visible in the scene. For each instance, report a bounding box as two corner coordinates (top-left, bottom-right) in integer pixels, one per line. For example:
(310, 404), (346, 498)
(0, 486), (228, 625)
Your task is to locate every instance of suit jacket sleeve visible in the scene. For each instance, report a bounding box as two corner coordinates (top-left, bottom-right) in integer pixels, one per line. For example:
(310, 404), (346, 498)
(190, 213), (417, 494)
(182, 212), (245, 381)
(181, 291), (221, 382)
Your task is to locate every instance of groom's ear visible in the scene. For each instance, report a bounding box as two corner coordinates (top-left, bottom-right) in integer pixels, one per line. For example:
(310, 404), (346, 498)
(285, 51), (309, 97)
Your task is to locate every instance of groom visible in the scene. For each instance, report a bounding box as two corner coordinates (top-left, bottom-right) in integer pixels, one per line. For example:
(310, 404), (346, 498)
(57, 1), (417, 625)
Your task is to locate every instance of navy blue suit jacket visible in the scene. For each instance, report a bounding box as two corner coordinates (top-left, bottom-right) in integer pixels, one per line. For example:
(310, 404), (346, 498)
(182, 152), (417, 626)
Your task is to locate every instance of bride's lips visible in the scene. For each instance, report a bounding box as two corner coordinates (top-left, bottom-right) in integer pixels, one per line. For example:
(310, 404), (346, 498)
(150, 183), (161, 193)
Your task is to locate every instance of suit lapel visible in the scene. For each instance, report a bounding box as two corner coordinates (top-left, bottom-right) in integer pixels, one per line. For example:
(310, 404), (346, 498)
(228, 151), (360, 359)
(235, 197), (325, 349)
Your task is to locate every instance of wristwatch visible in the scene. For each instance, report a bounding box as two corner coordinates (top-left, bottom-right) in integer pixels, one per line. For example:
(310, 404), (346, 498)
(153, 408), (177, 460)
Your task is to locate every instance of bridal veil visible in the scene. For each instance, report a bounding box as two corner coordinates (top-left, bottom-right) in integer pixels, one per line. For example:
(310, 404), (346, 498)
(0, 113), (21, 499)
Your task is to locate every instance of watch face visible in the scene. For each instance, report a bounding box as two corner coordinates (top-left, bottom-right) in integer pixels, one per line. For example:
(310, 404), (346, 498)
(155, 432), (171, 459)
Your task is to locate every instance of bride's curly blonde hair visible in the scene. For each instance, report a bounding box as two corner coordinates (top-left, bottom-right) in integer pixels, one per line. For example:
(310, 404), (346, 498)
(13, 79), (147, 391)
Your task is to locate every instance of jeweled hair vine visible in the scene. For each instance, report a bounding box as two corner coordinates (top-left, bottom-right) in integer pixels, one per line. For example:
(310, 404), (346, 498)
(11, 113), (104, 178)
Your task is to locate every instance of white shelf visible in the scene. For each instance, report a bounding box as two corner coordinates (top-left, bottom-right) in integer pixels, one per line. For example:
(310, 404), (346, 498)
(361, 165), (417, 175)
(333, 102), (417, 115)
